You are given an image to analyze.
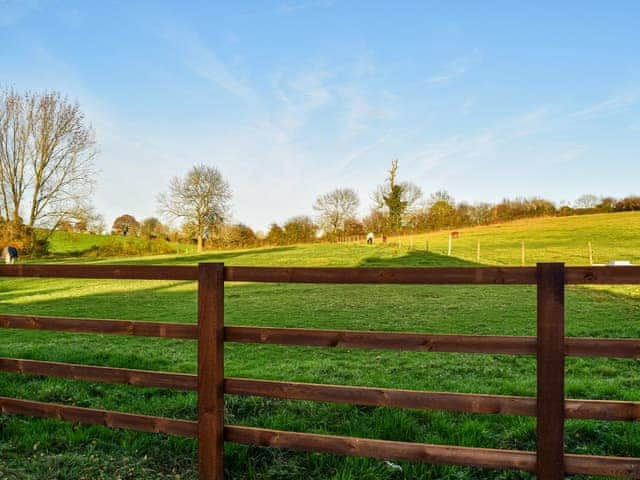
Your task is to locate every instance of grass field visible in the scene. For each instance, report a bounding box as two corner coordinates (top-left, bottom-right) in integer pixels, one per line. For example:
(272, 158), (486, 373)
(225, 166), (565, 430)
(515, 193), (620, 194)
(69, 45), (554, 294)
(2, 212), (640, 479)
(46, 231), (192, 257)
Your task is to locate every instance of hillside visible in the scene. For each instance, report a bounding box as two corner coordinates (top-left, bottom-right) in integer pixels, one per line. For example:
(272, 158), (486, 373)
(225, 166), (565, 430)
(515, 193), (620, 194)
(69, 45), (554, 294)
(46, 230), (192, 257)
(390, 211), (640, 266)
(44, 211), (640, 267)
(3, 211), (640, 479)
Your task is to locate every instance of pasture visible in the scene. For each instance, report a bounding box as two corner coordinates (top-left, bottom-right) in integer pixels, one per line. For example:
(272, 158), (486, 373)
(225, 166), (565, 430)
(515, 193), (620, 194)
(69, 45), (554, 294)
(2, 213), (640, 479)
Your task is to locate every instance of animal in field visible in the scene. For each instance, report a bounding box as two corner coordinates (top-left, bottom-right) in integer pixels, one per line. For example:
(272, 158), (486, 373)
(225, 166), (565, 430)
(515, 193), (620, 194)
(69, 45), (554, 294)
(2, 246), (18, 264)
(366, 232), (374, 245)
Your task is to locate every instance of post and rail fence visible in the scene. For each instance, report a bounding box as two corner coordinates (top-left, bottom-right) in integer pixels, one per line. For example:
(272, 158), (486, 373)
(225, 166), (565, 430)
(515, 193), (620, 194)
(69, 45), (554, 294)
(2, 263), (640, 478)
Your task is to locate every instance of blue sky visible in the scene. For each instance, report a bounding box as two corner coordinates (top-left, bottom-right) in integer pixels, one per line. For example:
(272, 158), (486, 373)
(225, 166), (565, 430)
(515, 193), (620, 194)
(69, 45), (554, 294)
(1, 1), (639, 231)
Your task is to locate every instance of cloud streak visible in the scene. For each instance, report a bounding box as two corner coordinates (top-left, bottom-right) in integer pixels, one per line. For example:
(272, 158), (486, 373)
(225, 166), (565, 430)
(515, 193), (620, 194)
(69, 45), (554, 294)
(569, 93), (639, 120)
(160, 25), (255, 103)
(425, 51), (483, 85)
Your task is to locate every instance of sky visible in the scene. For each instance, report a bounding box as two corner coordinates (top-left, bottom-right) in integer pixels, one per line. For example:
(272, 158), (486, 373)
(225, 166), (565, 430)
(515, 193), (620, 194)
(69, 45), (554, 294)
(1, 1), (639, 232)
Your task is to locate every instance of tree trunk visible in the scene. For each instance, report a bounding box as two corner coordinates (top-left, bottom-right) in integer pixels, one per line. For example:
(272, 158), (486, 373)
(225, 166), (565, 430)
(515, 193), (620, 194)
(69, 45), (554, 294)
(197, 235), (203, 252)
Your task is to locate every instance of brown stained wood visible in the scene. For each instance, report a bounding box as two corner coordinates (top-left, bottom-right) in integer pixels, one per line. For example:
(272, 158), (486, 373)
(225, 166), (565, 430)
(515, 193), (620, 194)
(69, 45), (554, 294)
(225, 377), (640, 422)
(0, 396), (197, 437)
(3, 360), (639, 422)
(225, 377), (535, 415)
(0, 314), (198, 339)
(0, 358), (196, 390)
(3, 315), (639, 358)
(225, 326), (537, 354)
(564, 453), (640, 477)
(197, 263), (225, 480)
(565, 337), (640, 358)
(226, 426), (640, 477)
(566, 266), (640, 285)
(0, 264), (197, 280)
(225, 425), (537, 471)
(536, 263), (565, 479)
(225, 266), (537, 284)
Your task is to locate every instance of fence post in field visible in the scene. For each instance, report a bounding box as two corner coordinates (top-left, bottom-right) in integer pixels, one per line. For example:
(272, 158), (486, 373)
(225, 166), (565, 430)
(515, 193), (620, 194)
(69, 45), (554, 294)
(588, 241), (593, 266)
(536, 262), (565, 479)
(198, 263), (225, 480)
(447, 233), (452, 256)
(521, 241), (526, 266)
(476, 240), (480, 263)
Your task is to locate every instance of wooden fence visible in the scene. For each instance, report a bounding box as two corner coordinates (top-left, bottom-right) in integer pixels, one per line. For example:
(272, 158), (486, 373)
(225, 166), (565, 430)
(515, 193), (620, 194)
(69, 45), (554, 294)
(2, 263), (640, 478)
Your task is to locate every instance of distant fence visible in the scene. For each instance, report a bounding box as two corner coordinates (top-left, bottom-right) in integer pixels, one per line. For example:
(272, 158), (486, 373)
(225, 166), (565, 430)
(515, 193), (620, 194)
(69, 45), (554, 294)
(2, 263), (640, 479)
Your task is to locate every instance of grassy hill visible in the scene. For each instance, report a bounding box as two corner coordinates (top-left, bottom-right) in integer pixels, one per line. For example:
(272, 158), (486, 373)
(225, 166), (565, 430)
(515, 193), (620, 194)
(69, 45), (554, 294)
(387, 211), (640, 266)
(2, 212), (640, 479)
(46, 230), (192, 257)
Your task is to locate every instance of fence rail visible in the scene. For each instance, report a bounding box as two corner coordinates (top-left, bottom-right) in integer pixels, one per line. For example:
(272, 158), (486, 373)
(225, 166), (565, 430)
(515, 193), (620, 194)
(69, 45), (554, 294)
(2, 263), (640, 479)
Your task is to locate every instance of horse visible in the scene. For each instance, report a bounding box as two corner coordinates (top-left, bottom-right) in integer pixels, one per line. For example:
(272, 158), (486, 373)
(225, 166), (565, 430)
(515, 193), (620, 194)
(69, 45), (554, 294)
(2, 246), (18, 264)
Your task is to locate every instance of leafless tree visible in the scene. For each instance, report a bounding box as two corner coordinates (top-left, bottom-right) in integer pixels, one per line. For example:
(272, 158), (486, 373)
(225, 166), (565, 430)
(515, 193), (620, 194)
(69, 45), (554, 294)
(157, 164), (231, 252)
(0, 89), (96, 244)
(313, 187), (360, 234)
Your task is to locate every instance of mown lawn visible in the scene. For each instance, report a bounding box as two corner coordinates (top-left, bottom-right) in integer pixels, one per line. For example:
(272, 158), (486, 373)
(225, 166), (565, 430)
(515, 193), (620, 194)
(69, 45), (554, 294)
(2, 220), (640, 479)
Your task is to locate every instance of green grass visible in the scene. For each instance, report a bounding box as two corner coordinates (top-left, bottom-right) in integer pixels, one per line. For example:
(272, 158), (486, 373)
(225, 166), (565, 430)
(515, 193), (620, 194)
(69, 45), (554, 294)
(45, 230), (192, 257)
(389, 211), (640, 265)
(2, 212), (640, 479)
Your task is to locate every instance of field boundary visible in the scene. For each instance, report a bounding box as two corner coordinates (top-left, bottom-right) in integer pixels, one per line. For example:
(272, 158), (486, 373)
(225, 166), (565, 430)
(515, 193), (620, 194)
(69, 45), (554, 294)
(2, 263), (640, 479)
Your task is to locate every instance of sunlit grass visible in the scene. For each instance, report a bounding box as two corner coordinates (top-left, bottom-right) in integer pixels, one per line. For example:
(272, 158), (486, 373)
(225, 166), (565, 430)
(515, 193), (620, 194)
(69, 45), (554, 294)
(3, 213), (640, 479)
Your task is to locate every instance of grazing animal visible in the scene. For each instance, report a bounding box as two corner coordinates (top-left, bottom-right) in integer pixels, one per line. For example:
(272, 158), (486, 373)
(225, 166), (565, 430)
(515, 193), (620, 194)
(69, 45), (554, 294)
(366, 232), (374, 245)
(2, 246), (18, 264)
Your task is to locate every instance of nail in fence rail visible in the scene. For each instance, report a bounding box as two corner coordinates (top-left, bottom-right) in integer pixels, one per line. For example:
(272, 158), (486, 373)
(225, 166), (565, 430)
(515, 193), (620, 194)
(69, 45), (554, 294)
(3, 263), (640, 478)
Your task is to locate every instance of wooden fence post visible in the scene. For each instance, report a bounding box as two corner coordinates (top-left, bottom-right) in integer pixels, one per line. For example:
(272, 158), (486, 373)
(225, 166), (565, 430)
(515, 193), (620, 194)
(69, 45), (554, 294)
(198, 263), (225, 479)
(536, 262), (565, 479)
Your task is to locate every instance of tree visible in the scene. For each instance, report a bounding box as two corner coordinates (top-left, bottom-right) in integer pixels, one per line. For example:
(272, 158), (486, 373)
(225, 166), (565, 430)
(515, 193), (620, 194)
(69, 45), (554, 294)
(362, 209), (389, 234)
(372, 160), (422, 231)
(217, 223), (257, 248)
(0, 89), (97, 247)
(428, 200), (456, 230)
(283, 216), (317, 244)
(313, 188), (360, 234)
(140, 217), (167, 239)
(158, 164), (231, 252)
(573, 194), (600, 209)
(71, 205), (105, 234)
(112, 214), (140, 236)
(266, 223), (286, 245)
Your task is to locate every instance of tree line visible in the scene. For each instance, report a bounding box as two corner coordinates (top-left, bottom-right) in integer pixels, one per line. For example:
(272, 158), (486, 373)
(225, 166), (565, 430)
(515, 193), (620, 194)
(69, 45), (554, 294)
(2, 89), (639, 255)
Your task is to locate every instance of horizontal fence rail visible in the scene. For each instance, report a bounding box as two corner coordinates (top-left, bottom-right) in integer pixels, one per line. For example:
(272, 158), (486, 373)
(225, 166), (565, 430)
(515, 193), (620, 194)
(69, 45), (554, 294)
(4, 264), (640, 284)
(2, 263), (640, 479)
(3, 313), (639, 358)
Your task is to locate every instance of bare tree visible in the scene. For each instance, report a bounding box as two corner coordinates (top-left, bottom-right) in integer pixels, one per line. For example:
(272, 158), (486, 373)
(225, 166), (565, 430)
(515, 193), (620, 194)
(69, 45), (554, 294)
(0, 89), (96, 245)
(313, 188), (360, 234)
(573, 194), (600, 209)
(158, 164), (231, 252)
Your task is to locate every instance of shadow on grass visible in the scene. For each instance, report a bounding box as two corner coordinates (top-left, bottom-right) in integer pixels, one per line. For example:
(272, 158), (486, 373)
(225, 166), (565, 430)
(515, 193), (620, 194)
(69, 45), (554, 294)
(359, 248), (479, 267)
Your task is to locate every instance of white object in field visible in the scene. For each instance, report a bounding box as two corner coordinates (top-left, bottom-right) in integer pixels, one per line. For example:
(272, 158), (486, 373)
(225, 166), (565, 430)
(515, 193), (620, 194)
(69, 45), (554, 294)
(366, 232), (374, 244)
(607, 260), (632, 266)
(385, 461), (403, 472)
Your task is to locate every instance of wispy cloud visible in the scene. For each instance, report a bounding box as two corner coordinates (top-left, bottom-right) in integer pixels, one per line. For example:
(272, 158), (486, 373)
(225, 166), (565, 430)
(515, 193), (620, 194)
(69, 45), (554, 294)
(425, 50), (483, 85)
(160, 25), (255, 103)
(277, 0), (336, 14)
(569, 92), (639, 120)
